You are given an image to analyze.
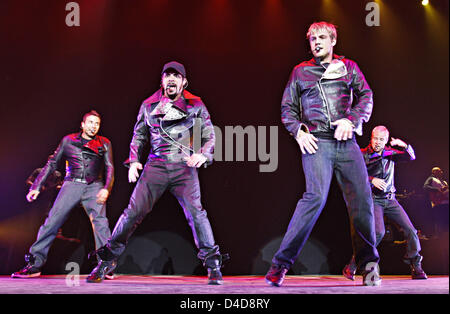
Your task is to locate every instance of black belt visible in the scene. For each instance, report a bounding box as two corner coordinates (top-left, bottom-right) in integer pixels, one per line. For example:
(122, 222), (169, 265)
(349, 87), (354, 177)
(65, 177), (88, 184)
(373, 193), (395, 200)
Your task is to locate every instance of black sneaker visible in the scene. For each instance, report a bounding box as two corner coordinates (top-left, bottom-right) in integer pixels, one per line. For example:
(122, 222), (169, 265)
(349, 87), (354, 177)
(11, 254), (41, 279)
(265, 264), (288, 287)
(405, 256), (428, 280)
(204, 253), (229, 285)
(208, 267), (223, 285)
(11, 264), (41, 279)
(342, 256), (357, 281)
(86, 259), (117, 283)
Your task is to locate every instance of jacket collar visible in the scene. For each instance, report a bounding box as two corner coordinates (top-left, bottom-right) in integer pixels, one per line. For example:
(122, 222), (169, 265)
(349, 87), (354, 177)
(76, 132), (103, 154)
(312, 54), (344, 65)
(365, 144), (377, 156)
(365, 144), (396, 158)
(143, 89), (200, 113)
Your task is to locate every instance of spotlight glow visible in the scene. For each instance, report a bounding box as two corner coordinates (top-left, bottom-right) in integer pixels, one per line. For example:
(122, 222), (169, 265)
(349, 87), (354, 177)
(422, 0), (429, 6)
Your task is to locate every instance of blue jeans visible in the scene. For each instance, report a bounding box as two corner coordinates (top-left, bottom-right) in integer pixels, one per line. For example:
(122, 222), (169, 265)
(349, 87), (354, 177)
(272, 138), (379, 271)
(373, 197), (421, 259)
(107, 160), (220, 262)
(29, 181), (111, 268)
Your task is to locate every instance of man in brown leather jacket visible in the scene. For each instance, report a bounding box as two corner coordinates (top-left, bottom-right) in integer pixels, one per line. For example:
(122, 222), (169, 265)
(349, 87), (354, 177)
(12, 110), (114, 278)
(86, 62), (227, 285)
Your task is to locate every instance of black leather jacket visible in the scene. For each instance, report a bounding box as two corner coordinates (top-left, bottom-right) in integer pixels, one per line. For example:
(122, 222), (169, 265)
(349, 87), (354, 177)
(362, 144), (415, 197)
(281, 55), (373, 138)
(126, 89), (215, 165)
(31, 132), (114, 192)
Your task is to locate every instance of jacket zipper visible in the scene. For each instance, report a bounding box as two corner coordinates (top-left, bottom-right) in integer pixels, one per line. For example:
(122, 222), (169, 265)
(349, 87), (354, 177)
(318, 77), (333, 129)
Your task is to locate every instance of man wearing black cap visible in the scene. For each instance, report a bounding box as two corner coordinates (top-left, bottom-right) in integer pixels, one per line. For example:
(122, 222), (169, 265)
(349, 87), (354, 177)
(86, 61), (227, 284)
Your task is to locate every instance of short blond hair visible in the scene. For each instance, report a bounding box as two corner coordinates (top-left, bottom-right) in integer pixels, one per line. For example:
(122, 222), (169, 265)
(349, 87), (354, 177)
(307, 21), (338, 41)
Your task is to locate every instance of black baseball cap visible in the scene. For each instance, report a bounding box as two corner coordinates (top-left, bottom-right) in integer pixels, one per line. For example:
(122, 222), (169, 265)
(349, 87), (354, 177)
(161, 61), (186, 77)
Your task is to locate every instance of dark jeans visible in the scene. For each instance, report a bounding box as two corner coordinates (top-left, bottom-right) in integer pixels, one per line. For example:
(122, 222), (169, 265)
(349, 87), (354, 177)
(373, 197), (421, 259)
(107, 160), (220, 262)
(29, 181), (111, 268)
(272, 138), (379, 271)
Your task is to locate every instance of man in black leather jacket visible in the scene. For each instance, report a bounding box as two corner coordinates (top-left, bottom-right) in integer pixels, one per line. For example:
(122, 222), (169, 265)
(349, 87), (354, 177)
(12, 110), (114, 278)
(87, 61), (227, 284)
(343, 126), (427, 280)
(265, 22), (380, 286)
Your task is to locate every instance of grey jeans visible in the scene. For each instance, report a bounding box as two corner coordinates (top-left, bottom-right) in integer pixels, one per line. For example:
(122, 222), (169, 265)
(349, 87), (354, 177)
(373, 197), (421, 259)
(29, 181), (111, 268)
(107, 160), (220, 262)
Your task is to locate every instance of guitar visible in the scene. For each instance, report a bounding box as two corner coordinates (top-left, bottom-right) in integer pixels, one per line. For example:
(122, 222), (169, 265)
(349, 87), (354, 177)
(429, 186), (449, 207)
(395, 190), (416, 200)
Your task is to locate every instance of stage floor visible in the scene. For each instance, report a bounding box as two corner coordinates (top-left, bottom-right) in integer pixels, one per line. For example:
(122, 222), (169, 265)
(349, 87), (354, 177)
(0, 274), (448, 294)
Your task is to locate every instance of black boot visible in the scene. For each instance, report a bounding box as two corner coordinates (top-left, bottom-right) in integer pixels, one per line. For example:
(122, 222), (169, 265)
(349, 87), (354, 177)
(404, 255), (427, 280)
(204, 254), (229, 285)
(265, 264), (288, 287)
(11, 254), (41, 279)
(86, 246), (117, 283)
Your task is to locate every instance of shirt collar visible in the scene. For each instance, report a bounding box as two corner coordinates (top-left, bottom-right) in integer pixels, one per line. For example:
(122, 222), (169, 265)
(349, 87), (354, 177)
(76, 132), (102, 154)
(312, 54), (344, 65)
(367, 145), (396, 158)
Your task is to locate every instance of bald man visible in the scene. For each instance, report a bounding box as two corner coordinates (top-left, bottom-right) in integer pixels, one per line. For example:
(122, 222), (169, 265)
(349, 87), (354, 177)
(343, 126), (427, 280)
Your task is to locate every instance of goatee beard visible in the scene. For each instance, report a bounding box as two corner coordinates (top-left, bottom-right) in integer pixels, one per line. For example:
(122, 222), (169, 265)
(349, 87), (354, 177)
(167, 92), (177, 100)
(165, 87), (180, 100)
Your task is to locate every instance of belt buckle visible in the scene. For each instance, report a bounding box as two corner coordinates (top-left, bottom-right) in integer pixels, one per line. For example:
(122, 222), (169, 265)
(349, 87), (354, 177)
(70, 178), (86, 184)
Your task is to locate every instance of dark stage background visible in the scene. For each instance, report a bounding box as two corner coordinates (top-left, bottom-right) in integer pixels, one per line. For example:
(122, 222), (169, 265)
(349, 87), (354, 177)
(0, 0), (448, 276)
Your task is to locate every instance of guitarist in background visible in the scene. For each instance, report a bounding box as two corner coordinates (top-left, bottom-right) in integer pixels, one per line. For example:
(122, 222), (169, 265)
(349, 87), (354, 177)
(424, 167), (449, 237)
(424, 167), (449, 208)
